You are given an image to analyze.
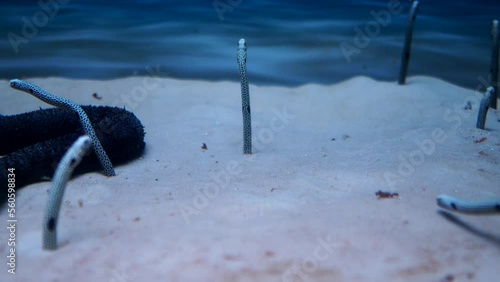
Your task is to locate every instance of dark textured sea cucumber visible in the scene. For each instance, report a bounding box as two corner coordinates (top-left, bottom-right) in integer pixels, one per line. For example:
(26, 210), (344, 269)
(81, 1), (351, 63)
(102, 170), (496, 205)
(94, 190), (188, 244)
(10, 79), (116, 176)
(0, 106), (145, 206)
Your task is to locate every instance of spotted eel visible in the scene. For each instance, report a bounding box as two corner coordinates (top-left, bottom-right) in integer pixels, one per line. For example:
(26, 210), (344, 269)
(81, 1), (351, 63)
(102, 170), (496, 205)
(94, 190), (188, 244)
(43, 135), (92, 250)
(436, 195), (500, 215)
(9, 79), (115, 176)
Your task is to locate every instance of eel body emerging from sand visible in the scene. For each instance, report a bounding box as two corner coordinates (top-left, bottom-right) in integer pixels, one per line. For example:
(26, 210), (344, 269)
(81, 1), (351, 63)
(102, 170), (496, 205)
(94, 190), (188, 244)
(437, 195), (500, 215)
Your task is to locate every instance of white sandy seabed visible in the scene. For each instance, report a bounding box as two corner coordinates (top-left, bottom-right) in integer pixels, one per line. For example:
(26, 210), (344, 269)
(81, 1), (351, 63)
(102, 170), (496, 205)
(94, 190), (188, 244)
(0, 76), (499, 282)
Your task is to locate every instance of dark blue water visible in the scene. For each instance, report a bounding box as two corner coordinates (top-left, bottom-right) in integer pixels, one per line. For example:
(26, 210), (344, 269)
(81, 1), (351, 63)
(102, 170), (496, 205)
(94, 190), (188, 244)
(1, 0), (499, 88)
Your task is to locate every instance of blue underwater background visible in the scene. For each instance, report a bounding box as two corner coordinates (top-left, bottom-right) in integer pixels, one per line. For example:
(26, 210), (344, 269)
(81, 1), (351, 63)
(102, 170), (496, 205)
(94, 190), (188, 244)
(0, 0), (499, 88)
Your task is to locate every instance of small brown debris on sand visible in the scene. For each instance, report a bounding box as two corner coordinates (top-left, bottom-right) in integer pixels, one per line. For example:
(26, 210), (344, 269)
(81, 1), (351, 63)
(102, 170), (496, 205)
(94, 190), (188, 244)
(441, 274), (454, 282)
(92, 92), (102, 100)
(375, 190), (399, 199)
(474, 137), (487, 143)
